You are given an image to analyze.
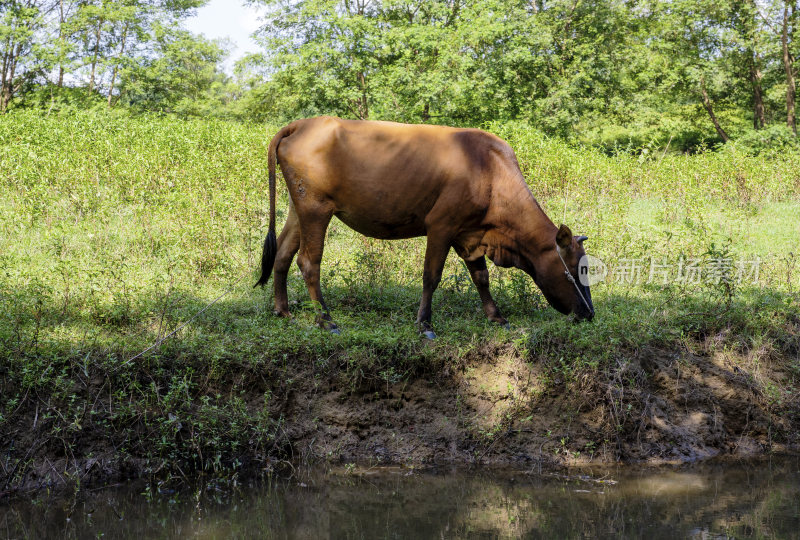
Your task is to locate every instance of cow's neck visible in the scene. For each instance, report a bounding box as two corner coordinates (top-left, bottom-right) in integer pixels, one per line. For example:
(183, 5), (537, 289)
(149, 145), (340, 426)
(484, 178), (557, 272)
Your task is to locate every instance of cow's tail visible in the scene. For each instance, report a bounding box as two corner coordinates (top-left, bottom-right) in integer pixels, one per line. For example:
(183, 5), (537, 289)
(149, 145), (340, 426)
(255, 123), (295, 288)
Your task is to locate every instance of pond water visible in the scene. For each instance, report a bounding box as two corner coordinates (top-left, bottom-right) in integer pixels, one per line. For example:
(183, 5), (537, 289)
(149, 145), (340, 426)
(2, 457), (799, 539)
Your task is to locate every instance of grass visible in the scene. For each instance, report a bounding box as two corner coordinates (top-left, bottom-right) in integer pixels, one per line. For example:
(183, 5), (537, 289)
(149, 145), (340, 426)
(1, 109), (798, 490)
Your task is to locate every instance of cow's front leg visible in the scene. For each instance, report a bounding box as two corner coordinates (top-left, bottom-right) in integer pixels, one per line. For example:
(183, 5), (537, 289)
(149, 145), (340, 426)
(464, 257), (508, 327)
(416, 235), (452, 340)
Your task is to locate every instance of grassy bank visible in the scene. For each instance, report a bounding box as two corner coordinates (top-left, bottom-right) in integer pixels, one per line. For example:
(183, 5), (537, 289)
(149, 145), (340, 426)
(1, 110), (798, 492)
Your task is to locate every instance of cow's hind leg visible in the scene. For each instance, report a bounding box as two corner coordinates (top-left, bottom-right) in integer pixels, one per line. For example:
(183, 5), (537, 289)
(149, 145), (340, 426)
(273, 204), (301, 317)
(295, 206), (339, 333)
(463, 257), (508, 327)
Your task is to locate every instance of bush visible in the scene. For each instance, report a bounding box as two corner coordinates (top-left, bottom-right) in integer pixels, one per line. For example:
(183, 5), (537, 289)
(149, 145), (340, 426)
(729, 125), (800, 156)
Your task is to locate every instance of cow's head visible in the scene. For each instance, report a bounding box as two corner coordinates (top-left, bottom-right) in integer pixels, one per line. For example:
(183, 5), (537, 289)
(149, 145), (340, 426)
(533, 224), (594, 321)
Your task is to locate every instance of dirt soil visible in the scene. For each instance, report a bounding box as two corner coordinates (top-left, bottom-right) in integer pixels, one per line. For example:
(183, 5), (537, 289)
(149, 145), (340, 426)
(280, 344), (799, 469)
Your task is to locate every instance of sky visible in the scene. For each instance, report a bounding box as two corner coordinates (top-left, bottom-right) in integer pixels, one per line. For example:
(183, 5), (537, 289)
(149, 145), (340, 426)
(183, 0), (265, 72)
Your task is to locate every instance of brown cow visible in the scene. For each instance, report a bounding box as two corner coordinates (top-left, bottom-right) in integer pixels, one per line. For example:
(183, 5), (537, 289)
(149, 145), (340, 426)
(255, 116), (594, 338)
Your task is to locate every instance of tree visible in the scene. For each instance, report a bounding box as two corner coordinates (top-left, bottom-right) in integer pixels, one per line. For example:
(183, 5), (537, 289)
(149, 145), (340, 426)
(251, 0), (384, 120)
(779, 0), (797, 134)
(249, 0), (653, 131)
(59, 0), (205, 101)
(371, 0), (468, 123)
(55, 0), (81, 88)
(655, 0), (741, 143)
(1, 0), (58, 112)
(726, 0), (769, 129)
(4, 0), (799, 148)
(756, 0), (797, 135)
(118, 24), (228, 114)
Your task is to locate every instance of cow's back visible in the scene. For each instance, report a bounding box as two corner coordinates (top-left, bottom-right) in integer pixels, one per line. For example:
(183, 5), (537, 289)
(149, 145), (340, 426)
(276, 117), (513, 239)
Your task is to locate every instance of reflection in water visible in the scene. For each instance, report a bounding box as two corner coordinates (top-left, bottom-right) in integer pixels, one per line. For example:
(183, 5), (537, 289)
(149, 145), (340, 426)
(2, 458), (799, 539)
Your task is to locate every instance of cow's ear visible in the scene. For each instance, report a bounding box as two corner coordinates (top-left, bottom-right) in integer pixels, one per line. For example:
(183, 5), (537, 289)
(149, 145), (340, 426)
(556, 224), (573, 250)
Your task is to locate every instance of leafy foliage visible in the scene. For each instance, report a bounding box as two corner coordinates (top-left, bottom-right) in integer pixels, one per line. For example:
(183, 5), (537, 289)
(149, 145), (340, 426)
(3, 0), (800, 150)
(238, 0), (800, 150)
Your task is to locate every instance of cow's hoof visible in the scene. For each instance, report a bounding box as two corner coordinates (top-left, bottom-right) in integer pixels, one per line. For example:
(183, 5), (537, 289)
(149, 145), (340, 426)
(321, 322), (340, 334)
(317, 317), (340, 334)
(492, 318), (509, 329)
(421, 329), (436, 340)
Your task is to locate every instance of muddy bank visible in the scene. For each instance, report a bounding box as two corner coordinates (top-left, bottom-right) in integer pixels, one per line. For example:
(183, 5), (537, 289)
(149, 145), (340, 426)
(1, 341), (798, 495)
(284, 345), (799, 467)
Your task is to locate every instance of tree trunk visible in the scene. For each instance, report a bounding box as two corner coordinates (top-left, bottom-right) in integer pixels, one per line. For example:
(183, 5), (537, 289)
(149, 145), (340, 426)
(358, 71), (368, 119)
(1, 31), (17, 113)
(107, 21), (128, 107)
(700, 78), (730, 143)
(445, 0), (460, 26)
(58, 0), (65, 88)
(88, 18), (103, 96)
(1, 43), (9, 112)
(782, 2), (797, 135)
(1, 42), (21, 113)
(750, 52), (766, 129)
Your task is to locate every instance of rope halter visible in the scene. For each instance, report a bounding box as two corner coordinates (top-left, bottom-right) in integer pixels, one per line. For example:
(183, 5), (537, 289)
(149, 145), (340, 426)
(555, 244), (594, 316)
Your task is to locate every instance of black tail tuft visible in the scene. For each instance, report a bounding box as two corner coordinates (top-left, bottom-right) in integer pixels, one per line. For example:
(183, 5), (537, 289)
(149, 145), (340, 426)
(254, 228), (277, 288)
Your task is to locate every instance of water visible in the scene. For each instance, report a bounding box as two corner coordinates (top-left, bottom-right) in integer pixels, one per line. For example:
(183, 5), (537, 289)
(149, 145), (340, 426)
(2, 458), (799, 539)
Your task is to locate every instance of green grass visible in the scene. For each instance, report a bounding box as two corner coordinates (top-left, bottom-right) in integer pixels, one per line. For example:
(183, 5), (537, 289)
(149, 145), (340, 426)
(1, 110), (798, 488)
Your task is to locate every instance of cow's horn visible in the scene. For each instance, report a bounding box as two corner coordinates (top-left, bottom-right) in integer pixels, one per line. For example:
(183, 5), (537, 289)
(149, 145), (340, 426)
(576, 235), (588, 244)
